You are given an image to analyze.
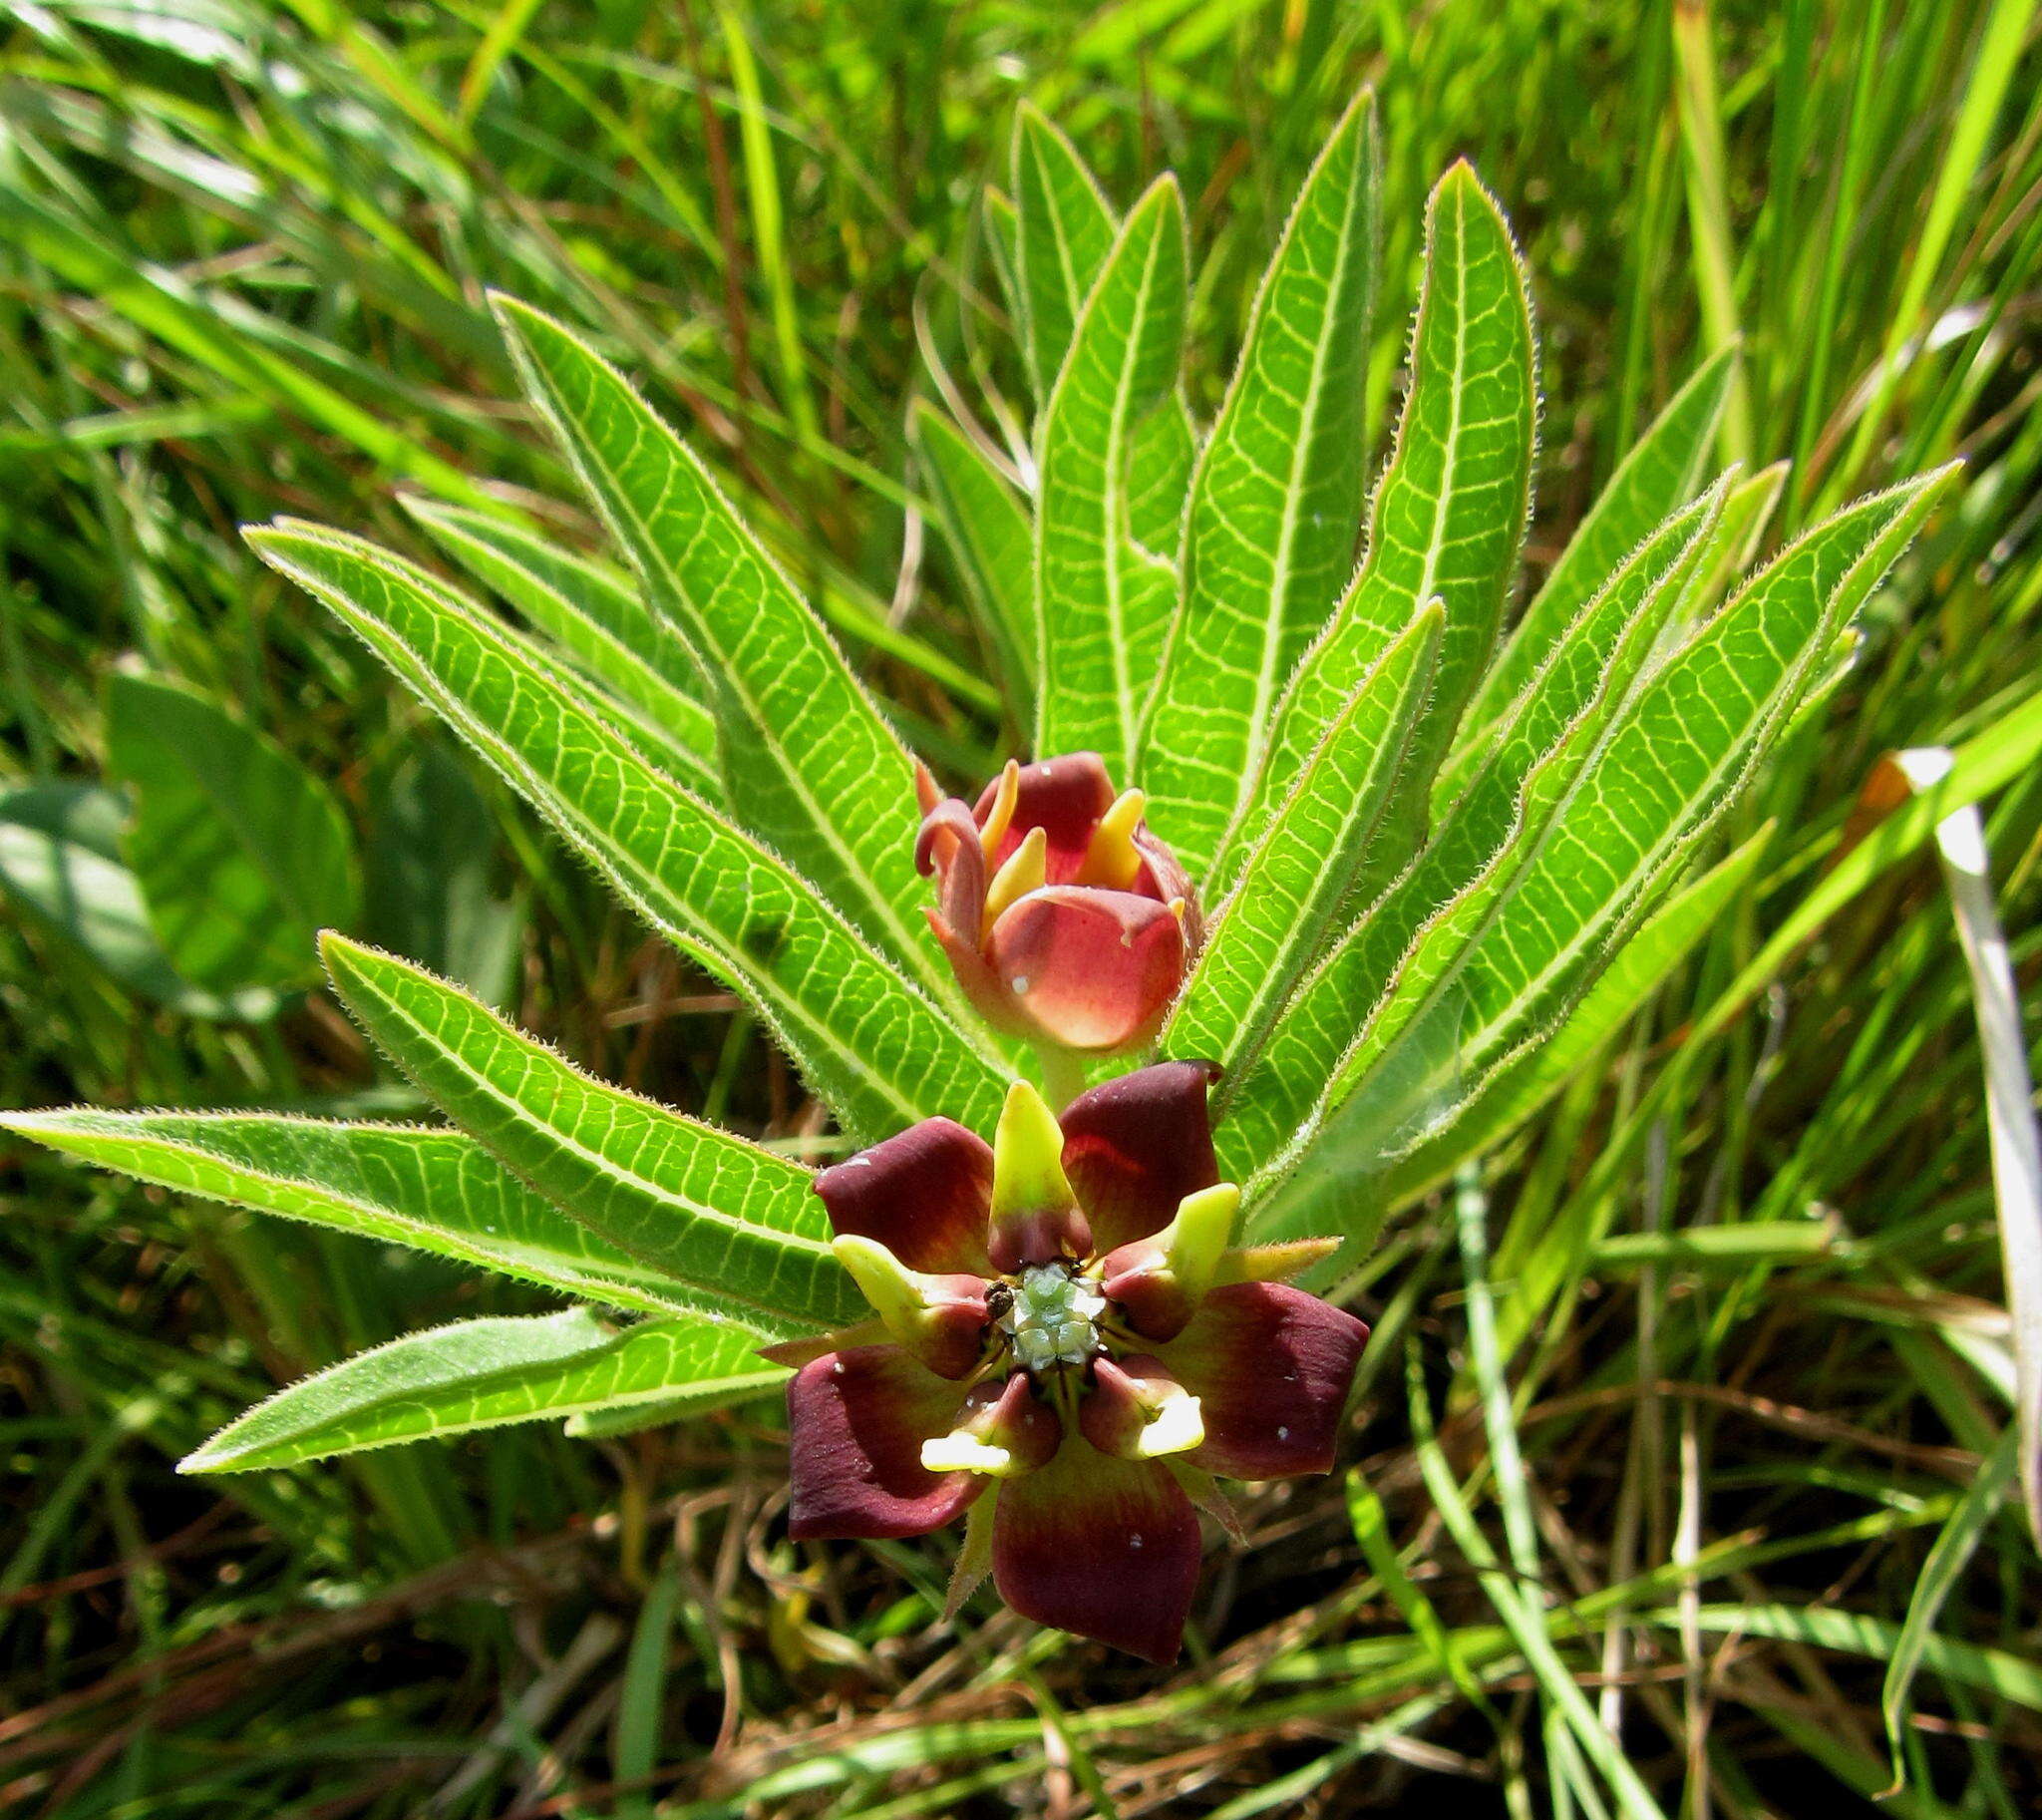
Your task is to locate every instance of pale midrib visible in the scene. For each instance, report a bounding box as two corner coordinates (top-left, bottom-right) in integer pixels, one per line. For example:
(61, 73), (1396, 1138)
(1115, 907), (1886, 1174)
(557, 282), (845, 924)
(520, 337), (954, 1014)
(1206, 630), (1429, 1086)
(1231, 158), (1365, 836)
(387, 1003), (841, 1287)
(294, 546), (944, 1132)
(1104, 229), (1168, 781)
(54, 1129), (683, 1311)
(1316, 567), (1821, 1151)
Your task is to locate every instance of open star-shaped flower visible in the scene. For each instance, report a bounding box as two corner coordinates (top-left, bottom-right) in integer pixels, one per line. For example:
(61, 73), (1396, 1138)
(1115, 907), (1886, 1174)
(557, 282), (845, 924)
(768, 1062), (1368, 1662)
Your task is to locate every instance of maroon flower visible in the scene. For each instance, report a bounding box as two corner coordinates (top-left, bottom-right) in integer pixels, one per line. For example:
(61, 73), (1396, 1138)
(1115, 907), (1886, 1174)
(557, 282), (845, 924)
(767, 1063), (1367, 1663)
(915, 753), (1202, 1053)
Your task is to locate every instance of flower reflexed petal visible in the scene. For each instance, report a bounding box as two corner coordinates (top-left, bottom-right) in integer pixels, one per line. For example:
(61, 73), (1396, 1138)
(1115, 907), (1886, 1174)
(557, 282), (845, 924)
(813, 1117), (994, 1275)
(787, 1347), (984, 1540)
(1160, 1282), (1369, 1480)
(991, 1430), (1202, 1663)
(1058, 1059), (1221, 1252)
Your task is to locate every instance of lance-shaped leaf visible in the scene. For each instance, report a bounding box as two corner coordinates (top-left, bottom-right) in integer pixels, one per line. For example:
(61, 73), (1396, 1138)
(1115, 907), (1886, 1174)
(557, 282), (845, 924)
(322, 935), (865, 1337)
(0, 1108), (695, 1313)
(404, 496), (719, 797)
(1249, 478), (1733, 1146)
(1237, 466), (1957, 1205)
(1034, 177), (1190, 782)
(911, 401), (1037, 709)
(1126, 394), (1195, 562)
(490, 297), (945, 998)
(1164, 601), (1440, 1087)
(107, 673), (361, 994)
(1220, 164), (1534, 892)
(248, 523), (1007, 1141)
(181, 1308), (786, 1473)
(1012, 103), (1118, 403)
(1378, 823), (1772, 1203)
(1452, 345), (1736, 775)
(983, 187), (1025, 333)
(1141, 91), (1382, 880)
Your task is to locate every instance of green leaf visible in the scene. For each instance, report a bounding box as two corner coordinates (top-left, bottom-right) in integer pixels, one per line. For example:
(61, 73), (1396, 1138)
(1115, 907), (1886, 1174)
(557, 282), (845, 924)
(910, 400), (1037, 710)
(180, 1308), (785, 1472)
(1248, 467), (1957, 1214)
(490, 296), (945, 996)
(1379, 823), (1773, 1202)
(247, 522), (1008, 1141)
(0, 1107), (692, 1314)
(321, 934), (865, 1337)
(363, 744), (522, 1008)
(1453, 346), (1736, 770)
(1221, 479), (1729, 1182)
(1125, 394), (1196, 563)
(403, 496), (720, 799)
(1221, 163), (1535, 892)
(1034, 177), (1190, 783)
(1165, 600), (1441, 1091)
(0, 784), (279, 1020)
(983, 187), (1025, 334)
(106, 672), (361, 993)
(1012, 103), (1119, 403)
(1881, 1425), (2018, 1786)
(1142, 91), (1382, 879)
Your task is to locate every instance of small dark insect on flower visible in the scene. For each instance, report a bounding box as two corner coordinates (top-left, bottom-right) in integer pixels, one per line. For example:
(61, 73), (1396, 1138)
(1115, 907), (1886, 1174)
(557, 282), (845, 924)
(915, 752), (1202, 1054)
(765, 1062), (1367, 1663)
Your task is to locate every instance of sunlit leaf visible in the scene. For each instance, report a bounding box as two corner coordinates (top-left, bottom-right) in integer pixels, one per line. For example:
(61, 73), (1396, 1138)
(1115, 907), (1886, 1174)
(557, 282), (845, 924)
(106, 672), (360, 993)
(322, 935), (864, 1337)
(248, 522), (1009, 1140)
(1222, 163), (1534, 893)
(1165, 600), (1439, 1089)
(1142, 91), (1382, 879)
(1012, 103), (1118, 403)
(180, 1307), (784, 1472)
(0, 1106), (691, 1313)
(1034, 177), (1190, 781)
(491, 296), (947, 997)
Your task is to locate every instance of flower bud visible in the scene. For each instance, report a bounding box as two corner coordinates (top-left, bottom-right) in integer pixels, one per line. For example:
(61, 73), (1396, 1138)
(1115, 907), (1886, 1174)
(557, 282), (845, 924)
(915, 753), (1200, 1053)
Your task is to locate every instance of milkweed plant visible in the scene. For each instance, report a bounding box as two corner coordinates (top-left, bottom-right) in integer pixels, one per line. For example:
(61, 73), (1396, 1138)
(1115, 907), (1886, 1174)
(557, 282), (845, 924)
(4, 93), (1954, 1661)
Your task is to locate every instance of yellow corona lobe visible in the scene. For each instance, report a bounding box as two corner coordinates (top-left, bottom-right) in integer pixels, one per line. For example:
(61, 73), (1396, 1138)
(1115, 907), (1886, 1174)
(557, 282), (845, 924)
(981, 825), (1048, 937)
(1074, 789), (1148, 890)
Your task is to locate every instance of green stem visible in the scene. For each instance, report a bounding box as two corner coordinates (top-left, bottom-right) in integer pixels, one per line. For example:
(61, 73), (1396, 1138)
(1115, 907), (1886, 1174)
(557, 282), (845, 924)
(1035, 1045), (1091, 1112)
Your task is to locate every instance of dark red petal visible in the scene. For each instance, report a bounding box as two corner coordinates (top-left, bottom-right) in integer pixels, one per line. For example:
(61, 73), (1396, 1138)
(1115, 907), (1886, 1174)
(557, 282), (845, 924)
(915, 796), (989, 944)
(787, 1346), (984, 1540)
(979, 753), (1115, 881)
(987, 889), (1189, 1053)
(1133, 828), (1202, 944)
(991, 1431), (1201, 1663)
(1159, 1282), (1368, 1481)
(814, 1119), (994, 1275)
(1059, 1060), (1220, 1252)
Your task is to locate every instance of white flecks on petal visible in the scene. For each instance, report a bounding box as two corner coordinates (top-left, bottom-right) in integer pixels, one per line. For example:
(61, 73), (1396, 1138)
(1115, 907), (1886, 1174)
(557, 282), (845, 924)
(1277, 1426), (1289, 1441)
(1012, 974), (1032, 994)
(1130, 1533), (1144, 1549)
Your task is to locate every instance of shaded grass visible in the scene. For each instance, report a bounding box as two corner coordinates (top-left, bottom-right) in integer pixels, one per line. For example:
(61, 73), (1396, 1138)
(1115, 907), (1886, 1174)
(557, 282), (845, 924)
(0, 0), (2039, 1813)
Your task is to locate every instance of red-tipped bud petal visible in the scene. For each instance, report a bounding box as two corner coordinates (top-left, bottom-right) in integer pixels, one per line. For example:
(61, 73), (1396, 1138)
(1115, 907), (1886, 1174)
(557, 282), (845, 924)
(1080, 1355), (1205, 1461)
(1101, 1182), (1239, 1341)
(978, 753), (1115, 878)
(831, 1236), (988, 1380)
(987, 1080), (1092, 1272)
(987, 887), (1189, 1052)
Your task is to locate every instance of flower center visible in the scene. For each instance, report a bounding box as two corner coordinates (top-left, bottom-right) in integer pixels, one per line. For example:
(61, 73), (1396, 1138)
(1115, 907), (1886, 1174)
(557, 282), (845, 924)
(997, 1262), (1106, 1371)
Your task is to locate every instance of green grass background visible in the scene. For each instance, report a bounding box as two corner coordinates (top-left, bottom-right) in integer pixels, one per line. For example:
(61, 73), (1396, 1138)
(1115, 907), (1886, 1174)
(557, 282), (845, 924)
(2, 0), (2040, 1813)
